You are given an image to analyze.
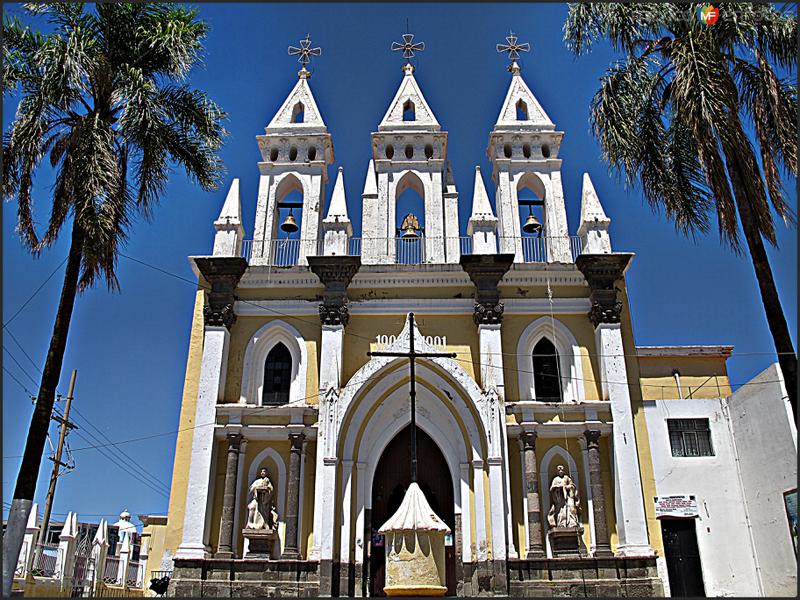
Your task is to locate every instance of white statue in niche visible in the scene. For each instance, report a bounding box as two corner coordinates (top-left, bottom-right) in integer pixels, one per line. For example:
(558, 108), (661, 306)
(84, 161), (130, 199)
(547, 465), (581, 529)
(246, 468), (278, 531)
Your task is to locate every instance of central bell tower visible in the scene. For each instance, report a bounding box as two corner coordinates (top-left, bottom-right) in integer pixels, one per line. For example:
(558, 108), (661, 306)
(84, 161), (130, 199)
(361, 37), (460, 265)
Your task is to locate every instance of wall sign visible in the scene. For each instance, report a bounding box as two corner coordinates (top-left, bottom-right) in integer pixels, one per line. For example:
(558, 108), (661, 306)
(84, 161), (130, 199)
(654, 495), (699, 518)
(374, 334), (447, 352)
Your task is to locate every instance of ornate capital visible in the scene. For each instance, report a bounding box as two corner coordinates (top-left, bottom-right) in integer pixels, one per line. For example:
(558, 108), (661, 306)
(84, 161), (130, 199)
(195, 257), (248, 330)
(583, 429), (601, 449)
(461, 254), (514, 327)
(204, 304), (236, 329)
(307, 255), (361, 327)
(226, 432), (243, 451)
(288, 432), (306, 452)
(588, 296), (623, 327)
(575, 253), (633, 328)
(520, 430), (537, 452)
(473, 301), (504, 325)
(319, 302), (350, 326)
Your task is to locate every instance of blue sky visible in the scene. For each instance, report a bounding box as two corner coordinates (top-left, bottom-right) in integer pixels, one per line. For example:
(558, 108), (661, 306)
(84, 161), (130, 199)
(3, 3), (796, 526)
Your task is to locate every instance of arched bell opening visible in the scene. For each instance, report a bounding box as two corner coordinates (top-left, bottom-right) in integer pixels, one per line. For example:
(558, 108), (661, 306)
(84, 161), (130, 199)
(369, 425), (456, 597)
(273, 175), (304, 266)
(517, 172), (547, 262)
(394, 171), (426, 264)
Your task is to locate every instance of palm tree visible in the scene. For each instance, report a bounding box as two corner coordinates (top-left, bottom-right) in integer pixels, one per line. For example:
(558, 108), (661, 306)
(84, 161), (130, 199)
(2, 4), (226, 591)
(563, 3), (797, 415)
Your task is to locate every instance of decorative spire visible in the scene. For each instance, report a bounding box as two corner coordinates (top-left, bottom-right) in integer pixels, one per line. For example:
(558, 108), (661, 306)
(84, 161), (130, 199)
(470, 166), (495, 220)
(326, 167), (349, 221)
(362, 159), (378, 196)
(288, 34), (322, 79)
(391, 26), (425, 73)
(496, 30), (530, 74)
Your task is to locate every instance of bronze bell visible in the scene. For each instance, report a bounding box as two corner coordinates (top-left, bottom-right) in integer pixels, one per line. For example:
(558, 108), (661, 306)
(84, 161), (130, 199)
(401, 225), (420, 239)
(523, 213), (542, 235)
(399, 213), (421, 238)
(280, 210), (299, 234)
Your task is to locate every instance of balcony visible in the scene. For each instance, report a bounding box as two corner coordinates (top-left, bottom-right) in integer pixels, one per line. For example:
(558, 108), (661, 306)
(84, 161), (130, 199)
(240, 236), (584, 266)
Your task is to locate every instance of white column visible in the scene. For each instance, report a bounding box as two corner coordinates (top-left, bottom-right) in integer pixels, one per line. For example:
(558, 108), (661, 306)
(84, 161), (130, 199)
(472, 459), (488, 562)
(17, 503), (39, 579)
(487, 457), (507, 561)
(459, 464), (473, 563)
(339, 460), (355, 563)
(232, 438), (247, 556)
(175, 325), (231, 559)
(478, 324), (504, 395)
(117, 532), (131, 587)
(595, 323), (653, 556)
(320, 325), (344, 391)
(543, 171), (572, 263)
(310, 323), (344, 561)
(354, 462), (367, 564)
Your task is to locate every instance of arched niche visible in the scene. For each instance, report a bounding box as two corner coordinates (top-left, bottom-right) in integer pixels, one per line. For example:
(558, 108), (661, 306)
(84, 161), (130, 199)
(538, 444), (582, 558)
(240, 319), (308, 406)
(516, 316), (587, 404)
(244, 447), (287, 556)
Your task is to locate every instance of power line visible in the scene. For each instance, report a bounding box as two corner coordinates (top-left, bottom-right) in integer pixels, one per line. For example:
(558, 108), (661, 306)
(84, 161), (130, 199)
(3, 346), (40, 388)
(3, 256), (68, 330)
(68, 405), (172, 495)
(3, 365), (35, 397)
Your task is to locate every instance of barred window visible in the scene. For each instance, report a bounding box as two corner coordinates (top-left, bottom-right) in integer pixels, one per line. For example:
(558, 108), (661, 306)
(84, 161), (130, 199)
(667, 419), (714, 457)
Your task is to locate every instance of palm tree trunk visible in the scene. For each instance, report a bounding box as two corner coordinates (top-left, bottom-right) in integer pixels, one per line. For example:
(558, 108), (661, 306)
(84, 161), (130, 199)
(723, 145), (797, 418)
(2, 220), (84, 597)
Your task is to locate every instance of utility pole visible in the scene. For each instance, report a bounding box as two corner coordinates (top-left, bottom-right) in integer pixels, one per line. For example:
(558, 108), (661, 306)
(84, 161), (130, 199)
(35, 369), (78, 548)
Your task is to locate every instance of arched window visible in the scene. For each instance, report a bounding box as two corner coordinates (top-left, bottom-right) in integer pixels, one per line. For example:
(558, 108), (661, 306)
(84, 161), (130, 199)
(403, 99), (416, 121)
(291, 102), (305, 123)
(516, 99), (529, 121)
(532, 338), (562, 402)
(263, 343), (292, 404)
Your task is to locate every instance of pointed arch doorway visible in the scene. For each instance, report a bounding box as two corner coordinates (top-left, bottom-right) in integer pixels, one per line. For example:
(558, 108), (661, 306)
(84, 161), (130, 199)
(368, 425), (456, 596)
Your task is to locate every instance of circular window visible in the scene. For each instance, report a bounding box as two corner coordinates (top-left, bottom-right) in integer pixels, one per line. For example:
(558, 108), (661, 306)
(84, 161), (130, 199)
(541, 144), (551, 159)
(386, 144), (394, 159)
(269, 147), (279, 162)
(405, 145), (414, 159)
(503, 143), (512, 158)
(424, 144), (434, 159)
(289, 146), (298, 161)
(523, 144), (531, 159)
(307, 146), (317, 161)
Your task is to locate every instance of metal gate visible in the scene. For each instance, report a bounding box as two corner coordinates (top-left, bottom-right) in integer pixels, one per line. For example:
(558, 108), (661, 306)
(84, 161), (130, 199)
(68, 533), (96, 597)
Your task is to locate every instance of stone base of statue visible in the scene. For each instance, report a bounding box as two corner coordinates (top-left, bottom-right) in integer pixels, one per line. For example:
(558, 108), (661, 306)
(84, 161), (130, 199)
(548, 527), (586, 558)
(242, 528), (277, 558)
(379, 482), (450, 597)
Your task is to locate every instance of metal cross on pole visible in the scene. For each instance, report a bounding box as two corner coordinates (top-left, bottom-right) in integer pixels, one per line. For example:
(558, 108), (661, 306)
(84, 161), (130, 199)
(391, 32), (425, 62)
(496, 30), (530, 71)
(368, 313), (456, 482)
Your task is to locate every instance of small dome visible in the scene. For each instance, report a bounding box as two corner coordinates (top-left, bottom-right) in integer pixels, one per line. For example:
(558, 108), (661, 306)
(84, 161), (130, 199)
(119, 510), (131, 520)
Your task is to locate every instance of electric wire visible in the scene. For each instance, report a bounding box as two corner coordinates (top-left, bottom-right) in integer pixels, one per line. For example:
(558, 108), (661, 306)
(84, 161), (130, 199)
(3, 256), (69, 330)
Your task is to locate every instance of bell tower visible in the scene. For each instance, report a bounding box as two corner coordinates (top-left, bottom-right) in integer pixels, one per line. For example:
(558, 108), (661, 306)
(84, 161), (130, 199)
(252, 36), (334, 266)
(488, 34), (571, 263)
(361, 33), (460, 265)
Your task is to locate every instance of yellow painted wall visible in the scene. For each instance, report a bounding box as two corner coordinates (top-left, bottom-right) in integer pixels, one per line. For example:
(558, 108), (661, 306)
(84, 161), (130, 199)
(162, 288), (206, 559)
(224, 316), (321, 405)
(638, 355), (732, 400)
(342, 314), (479, 385)
(501, 314), (601, 402)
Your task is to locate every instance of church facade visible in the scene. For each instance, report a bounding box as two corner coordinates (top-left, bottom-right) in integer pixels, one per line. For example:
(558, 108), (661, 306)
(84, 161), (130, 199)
(158, 41), (789, 597)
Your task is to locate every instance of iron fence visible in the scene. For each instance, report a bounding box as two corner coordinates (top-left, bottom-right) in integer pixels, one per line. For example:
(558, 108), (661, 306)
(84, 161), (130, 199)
(239, 234), (584, 265)
(30, 543), (60, 578)
(102, 556), (121, 585)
